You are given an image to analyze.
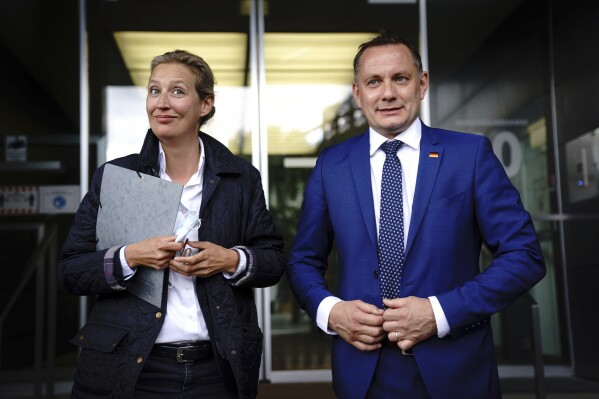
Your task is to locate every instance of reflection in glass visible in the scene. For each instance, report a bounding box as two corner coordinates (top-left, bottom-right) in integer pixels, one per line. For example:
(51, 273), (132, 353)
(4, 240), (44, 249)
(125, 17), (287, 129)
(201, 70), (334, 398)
(265, 33), (373, 371)
(428, 0), (566, 365)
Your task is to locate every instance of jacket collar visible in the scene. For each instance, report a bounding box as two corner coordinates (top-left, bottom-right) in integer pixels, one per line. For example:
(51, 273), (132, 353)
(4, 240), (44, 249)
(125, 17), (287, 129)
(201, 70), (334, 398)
(136, 129), (241, 177)
(405, 123), (442, 256)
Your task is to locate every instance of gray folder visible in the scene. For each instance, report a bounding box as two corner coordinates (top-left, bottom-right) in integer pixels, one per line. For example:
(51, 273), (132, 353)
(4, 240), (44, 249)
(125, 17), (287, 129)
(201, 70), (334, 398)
(96, 163), (183, 308)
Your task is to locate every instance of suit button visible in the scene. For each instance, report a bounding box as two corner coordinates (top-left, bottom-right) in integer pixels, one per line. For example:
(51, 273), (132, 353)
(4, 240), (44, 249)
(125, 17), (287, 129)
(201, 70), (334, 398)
(374, 270), (379, 279)
(136, 357), (143, 364)
(155, 312), (162, 319)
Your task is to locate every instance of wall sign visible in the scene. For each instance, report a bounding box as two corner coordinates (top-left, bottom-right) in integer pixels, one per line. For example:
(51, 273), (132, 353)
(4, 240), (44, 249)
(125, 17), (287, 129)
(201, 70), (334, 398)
(0, 186), (37, 215)
(492, 130), (523, 179)
(39, 185), (80, 214)
(4, 135), (28, 161)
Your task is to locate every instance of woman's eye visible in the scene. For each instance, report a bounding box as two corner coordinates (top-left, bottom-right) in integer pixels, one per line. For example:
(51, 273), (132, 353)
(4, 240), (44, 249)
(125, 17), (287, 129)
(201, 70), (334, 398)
(149, 87), (160, 95)
(172, 89), (185, 96)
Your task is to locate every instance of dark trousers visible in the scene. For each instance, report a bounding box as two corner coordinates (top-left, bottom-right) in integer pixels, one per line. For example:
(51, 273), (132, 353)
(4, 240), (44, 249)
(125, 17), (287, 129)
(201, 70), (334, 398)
(134, 352), (238, 399)
(366, 345), (431, 399)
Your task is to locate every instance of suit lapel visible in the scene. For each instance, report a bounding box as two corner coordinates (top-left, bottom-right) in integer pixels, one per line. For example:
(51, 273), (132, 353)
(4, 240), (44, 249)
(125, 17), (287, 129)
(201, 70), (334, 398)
(406, 125), (443, 256)
(349, 132), (378, 250)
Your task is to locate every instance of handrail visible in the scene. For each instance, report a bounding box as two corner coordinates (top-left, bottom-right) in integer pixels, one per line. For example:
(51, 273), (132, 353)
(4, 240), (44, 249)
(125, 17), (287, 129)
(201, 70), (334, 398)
(0, 223), (58, 398)
(523, 293), (547, 399)
(0, 225), (56, 324)
(529, 295), (547, 399)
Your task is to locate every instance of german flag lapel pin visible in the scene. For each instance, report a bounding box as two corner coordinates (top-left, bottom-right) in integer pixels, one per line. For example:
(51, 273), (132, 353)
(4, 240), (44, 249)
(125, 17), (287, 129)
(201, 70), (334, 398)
(429, 152), (439, 158)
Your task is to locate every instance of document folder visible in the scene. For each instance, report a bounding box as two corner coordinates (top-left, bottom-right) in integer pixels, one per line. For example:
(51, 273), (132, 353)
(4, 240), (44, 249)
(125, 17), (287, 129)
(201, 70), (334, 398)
(96, 163), (183, 307)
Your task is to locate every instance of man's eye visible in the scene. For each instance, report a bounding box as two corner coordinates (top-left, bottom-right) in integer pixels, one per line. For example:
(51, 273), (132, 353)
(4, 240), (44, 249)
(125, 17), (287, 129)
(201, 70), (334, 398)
(394, 76), (407, 83)
(367, 80), (379, 87)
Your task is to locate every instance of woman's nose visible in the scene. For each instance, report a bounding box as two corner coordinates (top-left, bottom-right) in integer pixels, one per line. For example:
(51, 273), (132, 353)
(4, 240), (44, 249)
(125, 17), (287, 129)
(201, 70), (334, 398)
(156, 92), (169, 108)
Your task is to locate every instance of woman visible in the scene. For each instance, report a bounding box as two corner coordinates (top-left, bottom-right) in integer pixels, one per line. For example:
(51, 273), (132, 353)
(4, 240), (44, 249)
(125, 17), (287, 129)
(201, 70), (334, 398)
(59, 50), (286, 398)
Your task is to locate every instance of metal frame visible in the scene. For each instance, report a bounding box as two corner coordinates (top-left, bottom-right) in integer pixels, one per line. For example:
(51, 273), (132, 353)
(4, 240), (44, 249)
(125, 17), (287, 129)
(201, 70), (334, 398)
(78, 0), (89, 330)
(0, 223), (58, 397)
(531, 302), (547, 399)
(547, 0), (575, 371)
(419, 0), (431, 125)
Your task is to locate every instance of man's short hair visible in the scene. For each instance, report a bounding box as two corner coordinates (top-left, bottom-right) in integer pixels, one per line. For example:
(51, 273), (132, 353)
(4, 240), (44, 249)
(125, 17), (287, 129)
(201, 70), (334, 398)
(353, 32), (423, 82)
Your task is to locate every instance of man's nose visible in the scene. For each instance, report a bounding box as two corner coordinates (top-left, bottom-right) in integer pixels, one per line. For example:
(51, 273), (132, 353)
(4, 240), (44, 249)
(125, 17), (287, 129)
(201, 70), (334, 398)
(381, 80), (396, 100)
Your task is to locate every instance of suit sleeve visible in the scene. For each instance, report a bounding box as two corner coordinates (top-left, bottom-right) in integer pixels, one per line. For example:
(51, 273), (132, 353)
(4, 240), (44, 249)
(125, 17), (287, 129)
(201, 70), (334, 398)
(436, 136), (546, 337)
(287, 151), (336, 320)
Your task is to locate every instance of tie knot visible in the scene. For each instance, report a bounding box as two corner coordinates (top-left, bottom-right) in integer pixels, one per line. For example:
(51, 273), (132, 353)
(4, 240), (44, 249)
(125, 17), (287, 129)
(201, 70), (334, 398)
(381, 140), (404, 155)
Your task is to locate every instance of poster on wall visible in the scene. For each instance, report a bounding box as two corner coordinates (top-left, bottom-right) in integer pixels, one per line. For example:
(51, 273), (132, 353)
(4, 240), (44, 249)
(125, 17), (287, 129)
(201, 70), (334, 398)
(0, 186), (37, 215)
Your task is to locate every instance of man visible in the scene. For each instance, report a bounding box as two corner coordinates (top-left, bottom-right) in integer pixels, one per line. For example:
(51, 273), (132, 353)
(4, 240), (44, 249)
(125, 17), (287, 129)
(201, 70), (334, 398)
(287, 33), (545, 398)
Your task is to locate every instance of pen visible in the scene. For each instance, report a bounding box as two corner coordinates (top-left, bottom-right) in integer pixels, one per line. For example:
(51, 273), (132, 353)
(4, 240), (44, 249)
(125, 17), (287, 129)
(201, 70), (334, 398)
(181, 238), (192, 257)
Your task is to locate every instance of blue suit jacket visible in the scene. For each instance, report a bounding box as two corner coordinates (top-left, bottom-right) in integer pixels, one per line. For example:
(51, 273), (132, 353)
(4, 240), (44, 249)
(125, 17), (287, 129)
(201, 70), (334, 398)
(287, 123), (545, 399)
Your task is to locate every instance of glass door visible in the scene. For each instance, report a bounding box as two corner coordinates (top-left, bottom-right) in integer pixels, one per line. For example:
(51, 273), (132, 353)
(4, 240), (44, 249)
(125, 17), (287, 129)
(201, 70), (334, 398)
(85, 0), (260, 367)
(261, 0), (420, 382)
(427, 0), (568, 373)
(95, 3), (255, 162)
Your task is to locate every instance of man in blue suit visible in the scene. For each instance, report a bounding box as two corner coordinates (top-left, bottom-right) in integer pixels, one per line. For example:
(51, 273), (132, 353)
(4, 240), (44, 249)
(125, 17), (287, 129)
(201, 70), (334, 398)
(287, 33), (545, 398)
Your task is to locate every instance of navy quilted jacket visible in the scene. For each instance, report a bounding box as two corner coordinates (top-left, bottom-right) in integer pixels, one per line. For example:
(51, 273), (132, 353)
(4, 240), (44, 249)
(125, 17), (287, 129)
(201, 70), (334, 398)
(59, 130), (286, 398)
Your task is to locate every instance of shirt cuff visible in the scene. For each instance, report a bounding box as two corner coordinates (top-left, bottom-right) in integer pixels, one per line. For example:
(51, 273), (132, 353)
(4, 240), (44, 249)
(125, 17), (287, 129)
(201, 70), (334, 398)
(119, 246), (136, 280)
(222, 248), (247, 279)
(316, 296), (342, 335)
(429, 295), (451, 338)
(104, 246), (126, 290)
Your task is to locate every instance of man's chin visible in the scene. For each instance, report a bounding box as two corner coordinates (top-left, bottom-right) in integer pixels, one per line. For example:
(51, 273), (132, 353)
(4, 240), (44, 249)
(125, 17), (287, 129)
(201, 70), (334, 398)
(377, 123), (409, 137)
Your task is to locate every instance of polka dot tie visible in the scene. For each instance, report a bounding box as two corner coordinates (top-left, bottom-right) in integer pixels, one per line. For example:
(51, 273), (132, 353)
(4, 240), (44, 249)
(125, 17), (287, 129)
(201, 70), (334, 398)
(378, 140), (405, 303)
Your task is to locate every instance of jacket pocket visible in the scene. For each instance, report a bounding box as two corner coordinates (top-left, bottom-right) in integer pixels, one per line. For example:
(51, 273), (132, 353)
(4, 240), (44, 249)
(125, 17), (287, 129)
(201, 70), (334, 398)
(71, 320), (129, 352)
(427, 191), (465, 211)
(70, 321), (131, 397)
(241, 323), (263, 389)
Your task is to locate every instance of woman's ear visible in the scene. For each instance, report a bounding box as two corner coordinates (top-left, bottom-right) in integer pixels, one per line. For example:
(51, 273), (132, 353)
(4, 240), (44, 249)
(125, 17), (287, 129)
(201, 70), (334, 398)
(200, 94), (215, 117)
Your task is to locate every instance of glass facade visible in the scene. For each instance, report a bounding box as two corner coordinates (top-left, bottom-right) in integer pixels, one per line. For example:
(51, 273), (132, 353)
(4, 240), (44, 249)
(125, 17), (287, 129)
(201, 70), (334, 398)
(427, 0), (565, 366)
(2, 0), (599, 392)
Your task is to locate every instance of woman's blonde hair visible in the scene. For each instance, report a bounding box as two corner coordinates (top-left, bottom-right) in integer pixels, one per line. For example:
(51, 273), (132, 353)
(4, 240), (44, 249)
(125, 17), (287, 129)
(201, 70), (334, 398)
(150, 50), (216, 127)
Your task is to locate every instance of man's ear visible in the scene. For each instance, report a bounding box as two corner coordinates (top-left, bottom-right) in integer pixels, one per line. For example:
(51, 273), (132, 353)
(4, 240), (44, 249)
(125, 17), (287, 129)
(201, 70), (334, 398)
(352, 82), (362, 108)
(419, 71), (429, 100)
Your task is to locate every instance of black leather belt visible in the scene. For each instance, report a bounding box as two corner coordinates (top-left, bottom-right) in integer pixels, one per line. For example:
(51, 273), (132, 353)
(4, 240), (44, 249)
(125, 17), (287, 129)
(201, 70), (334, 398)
(151, 342), (212, 363)
(383, 339), (414, 356)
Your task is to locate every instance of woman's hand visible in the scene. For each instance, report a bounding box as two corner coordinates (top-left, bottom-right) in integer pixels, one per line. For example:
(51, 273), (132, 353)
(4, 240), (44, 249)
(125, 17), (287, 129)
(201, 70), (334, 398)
(124, 235), (184, 270)
(169, 241), (239, 277)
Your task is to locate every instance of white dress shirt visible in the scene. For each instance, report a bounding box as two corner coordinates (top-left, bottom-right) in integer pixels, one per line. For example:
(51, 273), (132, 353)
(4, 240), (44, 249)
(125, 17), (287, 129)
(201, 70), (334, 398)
(117, 137), (246, 343)
(316, 119), (450, 338)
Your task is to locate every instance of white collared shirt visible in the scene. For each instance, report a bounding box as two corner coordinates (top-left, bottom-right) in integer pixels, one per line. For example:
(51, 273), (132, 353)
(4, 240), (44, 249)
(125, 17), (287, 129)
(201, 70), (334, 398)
(154, 138), (208, 343)
(316, 119), (450, 338)
(368, 119), (420, 248)
(117, 137), (246, 343)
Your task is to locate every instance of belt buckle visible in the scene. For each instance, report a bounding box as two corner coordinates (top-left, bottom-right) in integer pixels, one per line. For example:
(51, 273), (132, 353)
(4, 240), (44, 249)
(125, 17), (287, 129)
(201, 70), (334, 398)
(176, 347), (194, 363)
